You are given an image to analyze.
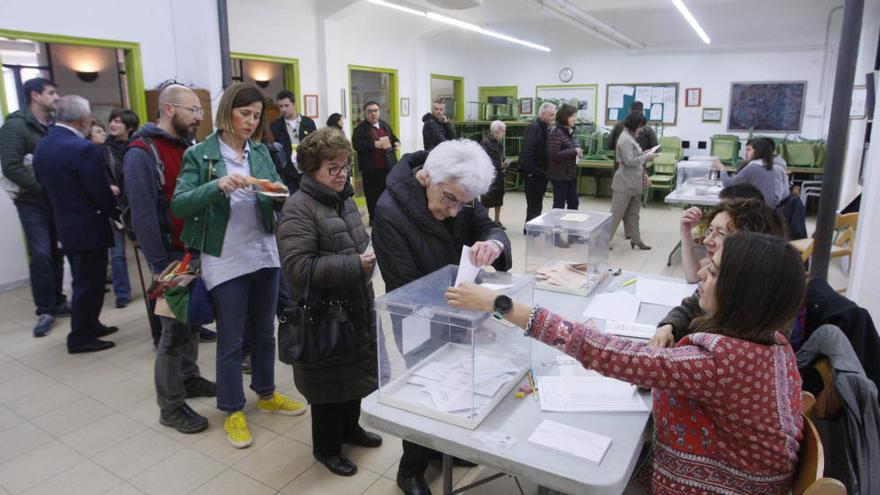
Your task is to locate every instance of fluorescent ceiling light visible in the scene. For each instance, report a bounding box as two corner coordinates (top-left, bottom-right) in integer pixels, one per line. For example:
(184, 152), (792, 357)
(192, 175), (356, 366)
(671, 0), (711, 44)
(368, 0), (551, 52)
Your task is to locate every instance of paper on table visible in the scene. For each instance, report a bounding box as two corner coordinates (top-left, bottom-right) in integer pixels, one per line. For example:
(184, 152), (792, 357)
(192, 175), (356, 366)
(528, 420), (612, 465)
(582, 291), (640, 323)
(402, 315), (432, 354)
(424, 384), (476, 412)
(480, 283), (512, 291)
(454, 245), (480, 287)
(538, 376), (648, 413)
(560, 212), (590, 222)
(605, 320), (656, 339)
(636, 278), (698, 307)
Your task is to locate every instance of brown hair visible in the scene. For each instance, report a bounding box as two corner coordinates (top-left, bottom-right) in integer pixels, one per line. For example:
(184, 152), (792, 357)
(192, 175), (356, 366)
(296, 127), (352, 174)
(690, 232), (805, 345)
(750, 138), (775, 170)
(215, 82), (266, 141)
(703, 198), (788, 239)
(555, 104), (577, 127)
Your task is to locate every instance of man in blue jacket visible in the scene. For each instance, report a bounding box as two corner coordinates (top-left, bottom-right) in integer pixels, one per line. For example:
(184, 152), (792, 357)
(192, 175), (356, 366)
(33, 95), (118, 353)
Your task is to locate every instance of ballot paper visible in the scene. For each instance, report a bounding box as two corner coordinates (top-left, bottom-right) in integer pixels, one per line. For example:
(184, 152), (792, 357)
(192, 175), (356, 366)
(647, 144), (662, 154)
(636, 278), (698, 307)
(538, 376), (648, 413)
(559, 212), (590, 222)
(402, 315), (432, 354)
(424, 384), (474, 412)
(582, 291), (640, 323)
(528, 420), (612, 465)
(480, 283), (512, 291)
(604, 320), (656, 340)
(454, 245), (480, 287)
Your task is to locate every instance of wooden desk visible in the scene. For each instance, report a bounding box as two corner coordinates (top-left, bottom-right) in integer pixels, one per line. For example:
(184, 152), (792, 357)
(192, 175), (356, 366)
(578, 159), (614, 169)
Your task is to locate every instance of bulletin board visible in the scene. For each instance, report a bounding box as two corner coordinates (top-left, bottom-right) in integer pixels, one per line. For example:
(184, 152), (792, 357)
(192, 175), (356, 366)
(727, 81), (806, 132)
(605, 82), (679, 126)
(536, 84), (599, 123)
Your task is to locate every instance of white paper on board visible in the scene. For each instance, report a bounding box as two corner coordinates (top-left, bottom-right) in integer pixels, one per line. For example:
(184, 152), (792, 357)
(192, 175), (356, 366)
(635, 86), (652, 105)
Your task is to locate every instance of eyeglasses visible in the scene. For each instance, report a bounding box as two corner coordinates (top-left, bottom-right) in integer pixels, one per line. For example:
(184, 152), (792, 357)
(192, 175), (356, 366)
(703, 225), (727, 241)
(440, 191), (474, 209)
(170, 103), (205, 117)
(327, 162), (352, 176)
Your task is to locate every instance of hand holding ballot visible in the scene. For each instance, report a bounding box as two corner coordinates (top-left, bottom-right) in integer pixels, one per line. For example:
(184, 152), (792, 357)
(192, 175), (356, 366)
(469, 240), (502, 267)
(445, 283), (497, 313)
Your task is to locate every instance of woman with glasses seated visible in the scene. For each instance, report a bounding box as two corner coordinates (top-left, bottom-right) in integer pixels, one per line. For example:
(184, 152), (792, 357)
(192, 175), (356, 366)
(371, 139), (512, 495)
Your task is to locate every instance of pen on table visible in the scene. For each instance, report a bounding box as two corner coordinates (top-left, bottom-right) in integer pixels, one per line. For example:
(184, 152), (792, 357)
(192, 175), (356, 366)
(621, 278), (638, 287)
(528, 368), (539, 401)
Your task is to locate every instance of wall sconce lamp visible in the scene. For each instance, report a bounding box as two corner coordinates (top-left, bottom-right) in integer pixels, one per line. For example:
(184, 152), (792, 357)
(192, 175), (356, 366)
(255, 79), (270, 89)
(76, 71), (99, 83)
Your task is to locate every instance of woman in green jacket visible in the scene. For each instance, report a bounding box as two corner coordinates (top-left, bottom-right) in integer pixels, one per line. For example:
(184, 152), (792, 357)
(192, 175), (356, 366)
(171, 82), (305, 449)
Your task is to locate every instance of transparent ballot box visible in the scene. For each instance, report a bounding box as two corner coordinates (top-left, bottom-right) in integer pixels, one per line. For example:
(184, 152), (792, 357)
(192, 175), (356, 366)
(375, 265), (534, 429)
(676, 160), (722, 196)
(524, 209), (612, 296)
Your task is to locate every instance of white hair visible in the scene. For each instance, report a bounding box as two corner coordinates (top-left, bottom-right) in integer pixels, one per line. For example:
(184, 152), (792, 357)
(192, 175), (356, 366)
(423, 139), (495, 197)
(55, 95), (91, 122)
(538, 101), (557, 116)
(489, 120), (506, 133)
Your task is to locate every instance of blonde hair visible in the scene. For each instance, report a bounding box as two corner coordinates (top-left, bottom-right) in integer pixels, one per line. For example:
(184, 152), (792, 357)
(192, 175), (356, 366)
(214, 82), (266, 142)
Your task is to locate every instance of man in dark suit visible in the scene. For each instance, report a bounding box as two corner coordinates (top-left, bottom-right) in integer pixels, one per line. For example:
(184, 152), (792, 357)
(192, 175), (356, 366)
(352, 101), (400, 223)
(270, 89), (316, 174)
(33, 95), (118, 353)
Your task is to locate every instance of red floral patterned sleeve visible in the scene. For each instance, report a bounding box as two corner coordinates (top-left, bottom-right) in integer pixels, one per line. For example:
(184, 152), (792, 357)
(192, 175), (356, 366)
(528, 307), (733, 402)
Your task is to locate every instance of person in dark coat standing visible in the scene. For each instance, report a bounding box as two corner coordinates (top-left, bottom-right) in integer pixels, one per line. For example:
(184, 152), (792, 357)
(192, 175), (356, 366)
(352, 101), (400, 223)
(278, 128), (382, 477)
(521, 102), (556, 230)
(421, 100), (454, 151)
(606, 100), (658, 153)
(33, 95), (118, 353)
(372, 140), (511, 495)
(547, 103), (583, 210)
(480, 120), (509, 229)
(269, 89), (317, 174)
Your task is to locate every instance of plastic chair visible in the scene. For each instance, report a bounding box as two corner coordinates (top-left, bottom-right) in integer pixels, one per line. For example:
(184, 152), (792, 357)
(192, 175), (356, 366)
(793, 413), (847, 495)
(658, 136), (683, 159)
(648, 152), (677, 201)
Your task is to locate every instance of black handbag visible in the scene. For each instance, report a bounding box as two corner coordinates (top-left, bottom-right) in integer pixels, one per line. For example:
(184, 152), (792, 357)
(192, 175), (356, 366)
(279, 257), (356, 365)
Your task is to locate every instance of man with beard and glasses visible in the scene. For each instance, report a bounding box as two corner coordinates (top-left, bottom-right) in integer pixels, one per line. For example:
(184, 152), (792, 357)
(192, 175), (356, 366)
(122, 84), (216, 434)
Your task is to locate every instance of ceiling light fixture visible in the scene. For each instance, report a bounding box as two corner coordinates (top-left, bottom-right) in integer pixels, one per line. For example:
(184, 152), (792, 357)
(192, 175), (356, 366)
(368, 0), (551, 52)
(671, 0), (711, 44)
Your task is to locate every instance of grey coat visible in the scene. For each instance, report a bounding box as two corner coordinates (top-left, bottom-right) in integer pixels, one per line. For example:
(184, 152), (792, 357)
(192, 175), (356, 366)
(612, 130), (648, 194)
(277, 173), (377, 404)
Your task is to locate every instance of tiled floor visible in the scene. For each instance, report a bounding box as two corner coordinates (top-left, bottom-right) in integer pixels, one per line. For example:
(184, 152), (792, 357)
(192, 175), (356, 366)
(0, 192), (849, 494)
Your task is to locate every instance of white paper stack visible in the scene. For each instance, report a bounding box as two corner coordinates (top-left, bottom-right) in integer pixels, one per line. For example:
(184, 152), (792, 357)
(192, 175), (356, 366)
(537, 375), (649, 413)
(528, 420), (612, 465)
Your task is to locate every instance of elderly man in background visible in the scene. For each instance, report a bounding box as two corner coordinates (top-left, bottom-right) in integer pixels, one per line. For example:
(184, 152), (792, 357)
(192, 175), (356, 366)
(521, 102), (556, 229)
(33, 95), (118, 353)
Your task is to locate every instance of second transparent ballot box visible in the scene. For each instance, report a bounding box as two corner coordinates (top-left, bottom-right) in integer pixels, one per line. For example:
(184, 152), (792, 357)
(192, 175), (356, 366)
(375, 265), (534, 429)
(524, 209), (612, 295)
(676, 159), (722, 195)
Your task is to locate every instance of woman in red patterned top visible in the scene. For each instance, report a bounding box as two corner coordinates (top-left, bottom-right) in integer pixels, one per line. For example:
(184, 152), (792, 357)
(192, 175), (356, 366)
(446, 232), (805, 494)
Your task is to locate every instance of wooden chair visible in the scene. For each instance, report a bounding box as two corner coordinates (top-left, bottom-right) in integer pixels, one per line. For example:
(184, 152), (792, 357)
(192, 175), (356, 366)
(791, 213), (859, 270)
(793, 414), (847, 494)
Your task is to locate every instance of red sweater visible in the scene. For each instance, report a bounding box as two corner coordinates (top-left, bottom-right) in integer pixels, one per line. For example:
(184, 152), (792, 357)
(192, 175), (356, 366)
(129, 137), (186, 250)
(528, 308), (803, 494)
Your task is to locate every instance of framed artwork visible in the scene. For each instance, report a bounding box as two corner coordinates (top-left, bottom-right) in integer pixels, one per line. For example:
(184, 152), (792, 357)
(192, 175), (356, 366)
(702, 107), (723, 122)
(851, 85), (867, 119)
(728, 81), (806, 132)
(303, 94), (319, 119)
(400, 97), (410, 117)
(519, 97), (534, 115)
(685, 87), (702, 107)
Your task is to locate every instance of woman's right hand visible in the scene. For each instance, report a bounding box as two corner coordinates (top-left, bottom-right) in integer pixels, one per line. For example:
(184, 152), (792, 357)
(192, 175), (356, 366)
(643, 152), (659, 161)
(575, 147), (584, 158)
(648, 325), (675, 348)
(680, 207), (703, 232)
(360, 253), (376, 273)
(217, 174), (249, 193)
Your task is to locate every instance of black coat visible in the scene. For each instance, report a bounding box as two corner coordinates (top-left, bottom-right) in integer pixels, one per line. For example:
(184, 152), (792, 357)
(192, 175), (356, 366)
(270, 115), (317, 159)
(352, 119), (399, 175)
(547, 125), (578, 181)
(480, 136), (505, 207)
(372, 151), (512, 292)
(421, 113), (454, 151)
(521, 119), (549, 178)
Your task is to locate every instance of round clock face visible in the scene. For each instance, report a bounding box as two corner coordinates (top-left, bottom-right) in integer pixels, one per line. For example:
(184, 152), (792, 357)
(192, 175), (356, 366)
(559, 67), (574, 83)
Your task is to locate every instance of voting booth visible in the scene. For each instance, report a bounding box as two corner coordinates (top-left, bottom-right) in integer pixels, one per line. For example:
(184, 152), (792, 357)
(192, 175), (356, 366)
(524, 209), (613, 296)
(375, 265), (534, 429)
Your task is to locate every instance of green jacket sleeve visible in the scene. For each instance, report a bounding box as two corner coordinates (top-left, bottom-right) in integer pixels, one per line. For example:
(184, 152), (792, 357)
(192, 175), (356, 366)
(0, 118), (42, 195)
(171, 148), (225, 219)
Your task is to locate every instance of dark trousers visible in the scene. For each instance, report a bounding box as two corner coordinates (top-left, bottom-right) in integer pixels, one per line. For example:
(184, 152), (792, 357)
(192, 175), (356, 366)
(66, 249), (108, 348)
(311, 399), (362, 457)
(400, 440), (438, 477)
(109, 228), (131, 304)
(551, 180), (579, 210)
(362, 170), (389, 222)
(15, 203), (66, 315)
(155, 316), (201, 411)
(524, 173), (548, 224)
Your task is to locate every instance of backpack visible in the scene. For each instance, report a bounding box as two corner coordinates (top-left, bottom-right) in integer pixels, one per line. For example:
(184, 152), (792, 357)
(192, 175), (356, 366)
(120, 136), (174, 249)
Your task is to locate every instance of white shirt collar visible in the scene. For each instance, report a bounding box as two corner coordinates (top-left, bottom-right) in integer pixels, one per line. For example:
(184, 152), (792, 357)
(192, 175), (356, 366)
(371, 121), (380, 129)
(219, 137), (250, 161)
(55, 122), (85, 139)
(286, 115), (301, 125)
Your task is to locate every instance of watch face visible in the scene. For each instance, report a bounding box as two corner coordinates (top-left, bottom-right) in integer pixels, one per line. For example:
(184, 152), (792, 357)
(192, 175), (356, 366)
(559, 67), (574, 83)
(494, 295), (513, 313)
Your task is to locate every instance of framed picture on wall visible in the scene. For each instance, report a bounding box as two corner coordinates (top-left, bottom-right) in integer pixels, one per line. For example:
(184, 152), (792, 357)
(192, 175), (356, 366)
(702, 107), (723, 122)
(685, 88), (702, 107)
(519, 97), (534, 115)
(304, 94), (319, 119)
(400, 97), (410, 117)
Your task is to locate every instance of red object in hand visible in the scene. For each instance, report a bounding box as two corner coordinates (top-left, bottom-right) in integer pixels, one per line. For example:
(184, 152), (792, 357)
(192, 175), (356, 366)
(176, 253), (192, 273)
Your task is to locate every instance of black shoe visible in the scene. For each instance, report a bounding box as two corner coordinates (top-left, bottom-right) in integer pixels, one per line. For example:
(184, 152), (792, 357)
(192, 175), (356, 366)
(54, 301), (71, 317)
(198, 327), (217, 342)
(184, 377), (217, 398)
(115, 299), (130, 309)
(343, 429), (383, 448)
(397, 472), (431, 495)
(96, 325), (119, 338)
(314, 453), (358, 476)
(496, 221), (506, 230)
(68, 339), (116, 354)
(160, 403), (208, 434)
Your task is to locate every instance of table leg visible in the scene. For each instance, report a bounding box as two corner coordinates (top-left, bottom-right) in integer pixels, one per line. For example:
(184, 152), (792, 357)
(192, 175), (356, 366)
(667, 240), (681, 266)
(442, 453), (453, 495)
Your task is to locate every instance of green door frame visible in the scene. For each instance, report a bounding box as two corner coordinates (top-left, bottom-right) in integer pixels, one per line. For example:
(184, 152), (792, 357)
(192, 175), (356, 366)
(0, 29), (147, 123)
(478, 85), (518, 121)
(535, 84), (599, 124)
(230, 52), (301, 108)
(430, 73), (464, 122)
(348, 64), (399, 136)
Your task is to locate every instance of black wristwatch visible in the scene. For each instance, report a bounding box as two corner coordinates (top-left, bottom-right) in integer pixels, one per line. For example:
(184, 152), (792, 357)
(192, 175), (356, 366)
(492, 295), (513, 320)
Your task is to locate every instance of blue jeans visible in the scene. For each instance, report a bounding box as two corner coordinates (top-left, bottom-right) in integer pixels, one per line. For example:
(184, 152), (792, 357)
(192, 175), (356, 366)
(110, 228), (131, 304)
(210, 267), (280, 412)
(15, 203), (66, 315)
(551, 180), (579, 210)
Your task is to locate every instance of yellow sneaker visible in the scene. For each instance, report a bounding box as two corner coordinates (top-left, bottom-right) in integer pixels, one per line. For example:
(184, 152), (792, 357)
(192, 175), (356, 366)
(257, 391), (307, 416)
(224, 411), (253, 449)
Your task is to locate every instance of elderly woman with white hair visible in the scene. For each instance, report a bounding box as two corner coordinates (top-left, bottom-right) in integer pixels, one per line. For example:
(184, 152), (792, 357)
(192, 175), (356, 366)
(371, 139), (512, 495)
(480, 120), (510, 229)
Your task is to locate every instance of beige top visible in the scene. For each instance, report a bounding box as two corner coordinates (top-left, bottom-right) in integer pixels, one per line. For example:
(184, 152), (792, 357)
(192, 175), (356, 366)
(612, 130), (649, 194)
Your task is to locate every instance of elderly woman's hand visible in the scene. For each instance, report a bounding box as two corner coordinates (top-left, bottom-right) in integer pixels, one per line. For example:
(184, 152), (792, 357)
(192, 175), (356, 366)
(470, 240), (502, 267)
(445, 283), (496, 312)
